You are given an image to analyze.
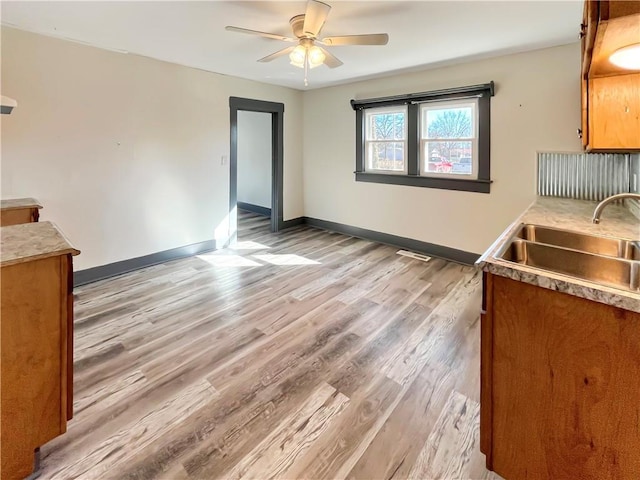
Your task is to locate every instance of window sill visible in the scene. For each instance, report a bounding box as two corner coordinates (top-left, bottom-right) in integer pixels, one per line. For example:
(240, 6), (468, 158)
(355, 172), (491, 193)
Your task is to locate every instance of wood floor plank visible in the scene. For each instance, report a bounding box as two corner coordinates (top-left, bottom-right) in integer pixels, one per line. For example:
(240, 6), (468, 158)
(214, 382), (349, 480)
(118, 312), (365, 479)
(155, 463), (191, 480)
(177, 330), (367, 477)
(41, 379), (218, 479)
(34, 211), (493, 480)
(327, 301), (432, 398)
(346, 271), (484, 480)
(205, 299), (362, 392)
(123, 340), (361, 480)
(382, 271), (481, 386)
(407, 390), (481, 480)
(73, 369), (147, 417)
(280, 374), (403, 480)
(346, 361), (459, 480)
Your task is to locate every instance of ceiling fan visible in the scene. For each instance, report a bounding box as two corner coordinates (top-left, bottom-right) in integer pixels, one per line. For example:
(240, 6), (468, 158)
(226, 0), (389, 86)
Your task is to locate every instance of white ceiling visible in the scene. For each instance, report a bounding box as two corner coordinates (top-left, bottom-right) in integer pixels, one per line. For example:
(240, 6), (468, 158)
(1, 1), (583, 91)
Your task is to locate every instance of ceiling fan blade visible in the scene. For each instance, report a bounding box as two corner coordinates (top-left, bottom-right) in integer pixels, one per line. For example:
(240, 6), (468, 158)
(321, 34), (389, 46)
(258, 46), (296, 63)
(319, 47), (343, 68)
(225, 26), (295, 42)
(303, 0), (331, 37)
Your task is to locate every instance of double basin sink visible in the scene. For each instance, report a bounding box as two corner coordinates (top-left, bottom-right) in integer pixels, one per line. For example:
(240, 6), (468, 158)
(499, 224), (640, 292)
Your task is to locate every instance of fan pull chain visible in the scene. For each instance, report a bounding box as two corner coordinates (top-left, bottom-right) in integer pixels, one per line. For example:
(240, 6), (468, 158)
(304, 49), (309, 86)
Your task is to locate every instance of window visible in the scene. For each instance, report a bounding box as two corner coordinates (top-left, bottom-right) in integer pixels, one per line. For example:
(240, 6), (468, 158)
(365, 106), (407, 174)
(421, 99), (477, 178)
(352, 82), (494, 193)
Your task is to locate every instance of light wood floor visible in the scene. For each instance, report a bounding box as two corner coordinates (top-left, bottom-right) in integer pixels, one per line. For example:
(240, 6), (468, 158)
(39, 211), (501, 480)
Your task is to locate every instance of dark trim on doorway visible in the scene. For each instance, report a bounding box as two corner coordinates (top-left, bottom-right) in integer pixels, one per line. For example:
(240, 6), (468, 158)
(229, 96), (285, 232)
(73, 238), (218, 287)
(229, 97), (284, 113)
(237, 201), (271, 217)
(304, 217), (480, 265)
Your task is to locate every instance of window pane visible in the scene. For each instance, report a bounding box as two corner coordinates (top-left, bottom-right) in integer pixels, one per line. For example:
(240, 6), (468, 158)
(423, 105), (473, 139)
(423, 141), (473, 174)
(366, 110), (406, 140)
(368, 142), (405, 171)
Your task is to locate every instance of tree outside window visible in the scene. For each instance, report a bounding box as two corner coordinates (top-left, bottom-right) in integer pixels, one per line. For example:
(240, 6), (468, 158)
(365, 107), (407, 173)
(421, 101), (477, 177)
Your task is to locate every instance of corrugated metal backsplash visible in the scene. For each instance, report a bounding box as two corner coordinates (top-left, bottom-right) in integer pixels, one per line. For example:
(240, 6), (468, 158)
(537, 152), (631, 201)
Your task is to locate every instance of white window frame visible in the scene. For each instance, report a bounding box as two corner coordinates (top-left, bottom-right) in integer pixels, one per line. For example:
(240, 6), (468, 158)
(364, 105), (408, 175)
(419, 98), (479, 180)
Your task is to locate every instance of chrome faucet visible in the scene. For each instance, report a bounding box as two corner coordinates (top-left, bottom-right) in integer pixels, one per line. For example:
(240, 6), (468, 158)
(592, 193), (640, 224)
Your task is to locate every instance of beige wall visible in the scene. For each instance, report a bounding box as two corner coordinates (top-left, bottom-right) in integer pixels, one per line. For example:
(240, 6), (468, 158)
(1, 27), (303, 270)
(302, 43), (582, 255)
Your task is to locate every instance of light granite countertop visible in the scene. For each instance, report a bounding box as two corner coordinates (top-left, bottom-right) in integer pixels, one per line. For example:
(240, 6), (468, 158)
(1, 197), (43, 211)
(1, 221), (80, 267)
(477, 197), (640, 313)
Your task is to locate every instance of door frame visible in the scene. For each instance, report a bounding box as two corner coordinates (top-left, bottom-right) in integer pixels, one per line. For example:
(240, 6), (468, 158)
(229, 96), (285, 232)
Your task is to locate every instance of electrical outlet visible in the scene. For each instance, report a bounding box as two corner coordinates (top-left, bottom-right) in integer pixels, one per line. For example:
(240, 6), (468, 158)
(221, 155), (228, 166)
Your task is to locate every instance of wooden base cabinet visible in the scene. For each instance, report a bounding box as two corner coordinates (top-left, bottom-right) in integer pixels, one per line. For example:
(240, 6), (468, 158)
(0, 253), (75, 480)
(481, 272), (640, 480)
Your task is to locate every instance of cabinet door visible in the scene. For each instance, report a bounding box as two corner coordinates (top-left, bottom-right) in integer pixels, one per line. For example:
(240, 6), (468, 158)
(589, 74), (640, 150)
(489, 275), (640, 479)
(1, 257), (64, 479)
(580, 0), (598, 149)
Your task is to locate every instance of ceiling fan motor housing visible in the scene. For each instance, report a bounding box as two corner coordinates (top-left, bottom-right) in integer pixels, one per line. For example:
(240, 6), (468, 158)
(289, 15), (308, 38)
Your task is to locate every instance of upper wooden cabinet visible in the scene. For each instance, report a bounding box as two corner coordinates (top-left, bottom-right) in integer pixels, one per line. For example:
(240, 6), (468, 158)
(580, 0), (640, 151)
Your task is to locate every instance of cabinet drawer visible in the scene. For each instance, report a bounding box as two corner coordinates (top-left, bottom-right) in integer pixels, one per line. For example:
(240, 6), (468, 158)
(0, 207), (38, 226)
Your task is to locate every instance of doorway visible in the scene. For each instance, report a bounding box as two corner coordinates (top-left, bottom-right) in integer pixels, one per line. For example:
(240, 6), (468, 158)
(229, 97), (284, 233)
(237, 110), (272, 219)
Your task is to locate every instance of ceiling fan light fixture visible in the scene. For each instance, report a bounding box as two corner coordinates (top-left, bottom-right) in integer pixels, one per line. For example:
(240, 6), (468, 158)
(308, 45), (326, 68)
(289, 44), (307, 68)
(227, 0), (388, 85)
(609, 43), (640, 70)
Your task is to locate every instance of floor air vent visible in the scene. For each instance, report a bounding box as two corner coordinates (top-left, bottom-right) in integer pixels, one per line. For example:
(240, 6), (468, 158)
(396, 250), (431, 262)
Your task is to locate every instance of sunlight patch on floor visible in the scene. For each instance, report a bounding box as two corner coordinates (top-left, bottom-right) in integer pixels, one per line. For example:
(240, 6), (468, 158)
(229, 241), (271, 251)
(196, 254), (262, 267)
(253, 254), (321, 266)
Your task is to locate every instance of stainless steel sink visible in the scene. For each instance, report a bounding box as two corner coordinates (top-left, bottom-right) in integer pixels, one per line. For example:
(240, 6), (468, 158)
(500, 239), (640, 292)
(516, 224), (640, 260)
